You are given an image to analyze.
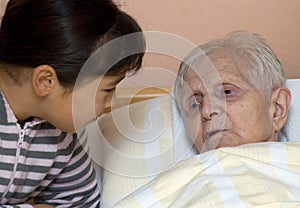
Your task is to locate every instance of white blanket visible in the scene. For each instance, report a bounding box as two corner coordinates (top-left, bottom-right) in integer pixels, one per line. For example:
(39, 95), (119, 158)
(113, 142), (300, 207)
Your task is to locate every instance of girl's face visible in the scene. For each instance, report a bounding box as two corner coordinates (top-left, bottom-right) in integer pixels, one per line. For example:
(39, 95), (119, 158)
(45, 75), (123, 133)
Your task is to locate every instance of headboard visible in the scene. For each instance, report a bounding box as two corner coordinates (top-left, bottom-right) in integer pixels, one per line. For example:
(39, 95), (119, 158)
(105, 86), (171, 113)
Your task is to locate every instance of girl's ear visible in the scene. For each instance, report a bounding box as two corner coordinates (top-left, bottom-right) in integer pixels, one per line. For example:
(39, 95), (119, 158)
(271, 87), (291, 132)
(32, 65), (57, 97)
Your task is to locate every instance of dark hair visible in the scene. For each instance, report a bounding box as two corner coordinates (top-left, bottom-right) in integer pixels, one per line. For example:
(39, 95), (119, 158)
(0, 0), (145, 87)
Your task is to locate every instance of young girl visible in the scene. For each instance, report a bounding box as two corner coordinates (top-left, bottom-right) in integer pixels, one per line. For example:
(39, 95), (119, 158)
(0, 0), (145, 207)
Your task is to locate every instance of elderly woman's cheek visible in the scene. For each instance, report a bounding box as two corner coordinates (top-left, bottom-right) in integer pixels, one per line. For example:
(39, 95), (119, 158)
(184, 117), (202, 144)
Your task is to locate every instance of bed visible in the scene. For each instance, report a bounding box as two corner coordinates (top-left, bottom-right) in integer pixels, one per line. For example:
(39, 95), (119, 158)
(85, 79), (300, 207)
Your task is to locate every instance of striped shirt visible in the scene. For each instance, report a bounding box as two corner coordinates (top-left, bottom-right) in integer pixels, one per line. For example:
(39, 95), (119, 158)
(0, 92), (100, 207)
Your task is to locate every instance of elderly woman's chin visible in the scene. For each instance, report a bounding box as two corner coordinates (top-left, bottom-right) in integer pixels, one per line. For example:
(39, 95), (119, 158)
(196, 133), (243, 153)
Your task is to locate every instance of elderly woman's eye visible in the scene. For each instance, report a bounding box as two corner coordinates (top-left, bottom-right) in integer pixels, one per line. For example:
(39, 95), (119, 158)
(191, 101), (201, 109)
(224, 89), (234, 94)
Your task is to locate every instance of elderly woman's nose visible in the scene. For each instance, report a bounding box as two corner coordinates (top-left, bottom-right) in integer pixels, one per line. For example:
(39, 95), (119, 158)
(201, 98), (223, 121)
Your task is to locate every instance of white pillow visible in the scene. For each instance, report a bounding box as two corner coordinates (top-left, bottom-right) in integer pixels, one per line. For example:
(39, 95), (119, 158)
(88, 95), (176, 207)
(280, 79), (300, 142)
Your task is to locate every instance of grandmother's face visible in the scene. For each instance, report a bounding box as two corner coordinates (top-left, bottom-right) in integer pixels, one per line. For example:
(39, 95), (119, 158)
(180, 52), (278, 153)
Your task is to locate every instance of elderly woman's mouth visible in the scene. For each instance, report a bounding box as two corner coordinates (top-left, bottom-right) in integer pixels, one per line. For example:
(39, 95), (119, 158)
(206, 129), (227, 140)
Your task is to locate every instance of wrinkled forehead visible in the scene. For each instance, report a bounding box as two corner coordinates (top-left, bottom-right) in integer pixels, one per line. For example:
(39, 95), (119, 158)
(183, 51), (246, 87)
(184, 53), (215, 77)
(182, 53), (220, 91)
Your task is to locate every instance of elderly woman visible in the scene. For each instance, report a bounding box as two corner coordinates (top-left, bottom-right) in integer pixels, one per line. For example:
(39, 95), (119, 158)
(173, 30), (291, 153)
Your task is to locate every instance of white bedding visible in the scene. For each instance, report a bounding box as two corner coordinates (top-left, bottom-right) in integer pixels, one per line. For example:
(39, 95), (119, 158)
(280, 79), (300, 142)
(87, 79), (300, 207)
(113, 142), (300, 207)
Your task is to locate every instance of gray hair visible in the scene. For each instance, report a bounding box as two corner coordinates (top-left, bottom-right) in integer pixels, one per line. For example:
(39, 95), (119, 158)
(173, 30), (286, 101)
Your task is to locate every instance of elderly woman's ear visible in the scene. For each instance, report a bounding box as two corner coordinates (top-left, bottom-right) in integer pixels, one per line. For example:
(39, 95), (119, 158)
(271, 87), (291, 132)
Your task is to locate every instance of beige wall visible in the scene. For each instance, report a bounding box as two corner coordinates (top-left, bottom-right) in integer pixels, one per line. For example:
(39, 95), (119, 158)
(118, 0), (300, 88)
(0, 0), (9, 18)
(1, 0), (299, 88)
